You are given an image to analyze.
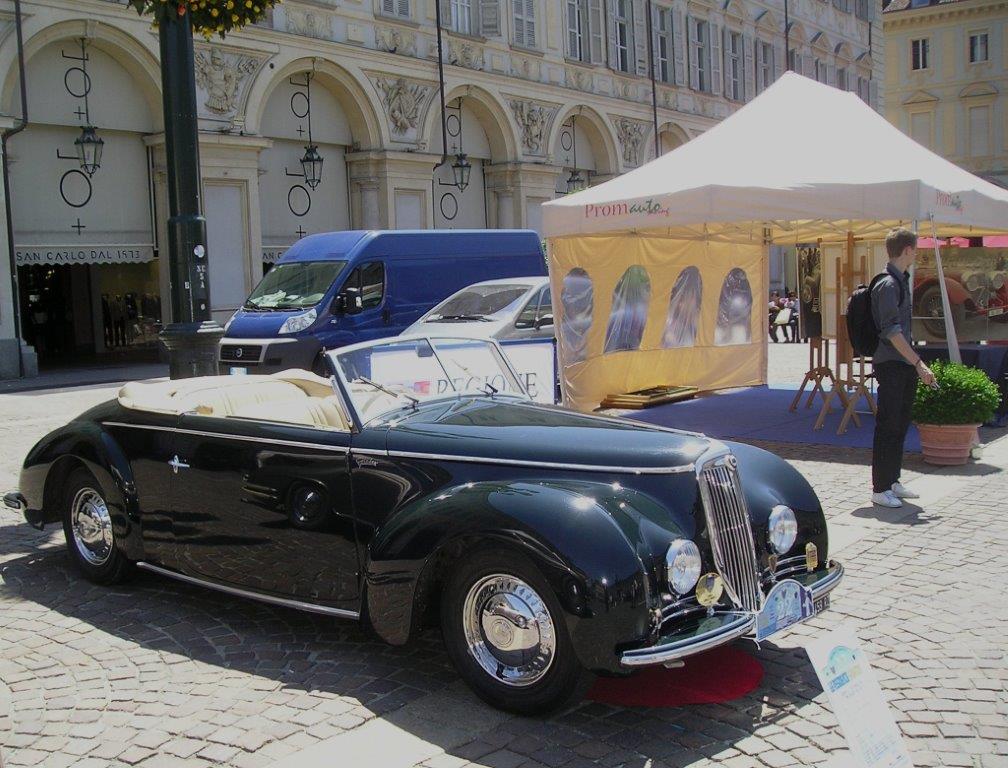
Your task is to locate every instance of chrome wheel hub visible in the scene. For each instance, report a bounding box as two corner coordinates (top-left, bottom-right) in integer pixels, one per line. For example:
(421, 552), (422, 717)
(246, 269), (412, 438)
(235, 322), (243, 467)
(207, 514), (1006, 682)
(71, 487), (113, 566)
(462, 574), (555, 687)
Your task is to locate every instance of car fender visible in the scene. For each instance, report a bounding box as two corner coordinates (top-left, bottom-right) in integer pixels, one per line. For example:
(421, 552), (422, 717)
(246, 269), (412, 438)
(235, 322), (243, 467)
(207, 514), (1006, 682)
(364, 478), (663, 672)
(22, 423), (142, 560)
(915, 276), (970, 306)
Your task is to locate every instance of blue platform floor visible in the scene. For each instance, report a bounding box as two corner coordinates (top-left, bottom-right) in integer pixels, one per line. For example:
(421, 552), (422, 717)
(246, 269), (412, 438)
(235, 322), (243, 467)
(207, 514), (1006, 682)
(624, 386), (921, 452)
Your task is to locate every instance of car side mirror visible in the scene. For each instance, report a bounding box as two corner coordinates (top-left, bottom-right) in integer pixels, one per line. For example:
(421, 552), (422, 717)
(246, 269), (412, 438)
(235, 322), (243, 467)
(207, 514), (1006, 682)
(331, 295), (347, 314)
(514, 317), (534, 330)
(535, 313), (554, 329)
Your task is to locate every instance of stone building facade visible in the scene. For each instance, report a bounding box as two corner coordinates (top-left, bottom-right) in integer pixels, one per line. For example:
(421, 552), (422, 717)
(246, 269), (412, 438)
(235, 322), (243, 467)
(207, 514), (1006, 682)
(0, 0), (879, 375)
(883, 0), (1008, 190)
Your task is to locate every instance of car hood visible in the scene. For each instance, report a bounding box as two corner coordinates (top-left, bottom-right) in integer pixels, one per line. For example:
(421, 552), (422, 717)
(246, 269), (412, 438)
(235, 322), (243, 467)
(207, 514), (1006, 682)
(382, 397), (711, 471)
(401, 317), (509, 339)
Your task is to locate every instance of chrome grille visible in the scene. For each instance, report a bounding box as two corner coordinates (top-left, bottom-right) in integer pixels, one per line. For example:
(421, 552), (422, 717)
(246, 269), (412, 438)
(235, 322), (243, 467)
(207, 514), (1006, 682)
(698, 456), (762, 612)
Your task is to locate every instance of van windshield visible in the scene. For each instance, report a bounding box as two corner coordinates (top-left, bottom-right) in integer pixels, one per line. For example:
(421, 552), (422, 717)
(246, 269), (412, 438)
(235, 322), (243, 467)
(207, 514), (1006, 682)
(245, 261), (347, 310)
(424, 284), (531, 322)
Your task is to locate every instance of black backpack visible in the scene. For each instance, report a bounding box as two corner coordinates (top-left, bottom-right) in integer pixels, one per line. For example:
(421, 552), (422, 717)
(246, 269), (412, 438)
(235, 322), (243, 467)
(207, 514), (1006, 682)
(846, 273), (905, 358)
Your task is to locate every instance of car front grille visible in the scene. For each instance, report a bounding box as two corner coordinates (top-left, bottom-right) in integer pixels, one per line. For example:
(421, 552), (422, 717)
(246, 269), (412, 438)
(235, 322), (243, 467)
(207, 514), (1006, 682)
(220, 344), (262, 362)
(697, 456), (763, 612)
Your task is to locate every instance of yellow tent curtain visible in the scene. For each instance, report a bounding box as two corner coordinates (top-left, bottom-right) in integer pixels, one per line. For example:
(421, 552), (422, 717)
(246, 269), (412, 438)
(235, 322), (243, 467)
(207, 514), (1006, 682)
(548, 233), (767, 412)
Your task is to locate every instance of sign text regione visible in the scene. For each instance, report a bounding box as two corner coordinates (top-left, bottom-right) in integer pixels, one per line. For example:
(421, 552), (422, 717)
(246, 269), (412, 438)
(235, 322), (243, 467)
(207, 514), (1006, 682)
(14, 245), (156, 266)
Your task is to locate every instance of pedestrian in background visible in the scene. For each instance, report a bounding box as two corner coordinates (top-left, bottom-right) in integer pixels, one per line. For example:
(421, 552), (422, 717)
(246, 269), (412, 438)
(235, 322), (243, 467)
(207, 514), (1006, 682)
(871, 228), (937, 508)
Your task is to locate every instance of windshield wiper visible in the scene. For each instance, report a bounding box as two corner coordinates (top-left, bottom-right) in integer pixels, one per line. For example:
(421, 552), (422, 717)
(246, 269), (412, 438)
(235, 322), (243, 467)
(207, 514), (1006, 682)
(449, 359), (498, 398)
(352, 377), (419, 409)
(425, 314), (492, 322)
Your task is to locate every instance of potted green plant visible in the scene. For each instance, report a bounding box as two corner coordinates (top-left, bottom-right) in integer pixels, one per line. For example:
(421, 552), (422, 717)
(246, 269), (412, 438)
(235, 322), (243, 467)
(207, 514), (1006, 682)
(912, 360), (1000, 465)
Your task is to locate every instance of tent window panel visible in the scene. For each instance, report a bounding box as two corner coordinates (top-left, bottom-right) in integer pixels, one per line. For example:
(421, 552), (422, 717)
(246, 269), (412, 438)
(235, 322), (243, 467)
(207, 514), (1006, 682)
(662, 267), (702, 348)
(560, 267), (594, 363)
(656, 7), (673, 83)
(911, 38), (929, 71)
(613, 0), (634, 73)
(909, 111), (932, 148)
(714, 267), (752, 347)
(604, 266), (651, 354)
(970, 105), (990, 157)
(969, 31), (989, 64)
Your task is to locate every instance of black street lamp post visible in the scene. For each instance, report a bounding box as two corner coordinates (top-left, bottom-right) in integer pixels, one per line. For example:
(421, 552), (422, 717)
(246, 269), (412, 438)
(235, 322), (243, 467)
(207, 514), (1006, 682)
(156, 7), (224, 379)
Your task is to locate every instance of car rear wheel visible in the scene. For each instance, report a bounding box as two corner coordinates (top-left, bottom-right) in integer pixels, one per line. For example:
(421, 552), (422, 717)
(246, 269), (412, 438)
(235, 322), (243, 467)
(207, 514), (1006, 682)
(61, 467), (134, 585)
(440, 550), (590, 714)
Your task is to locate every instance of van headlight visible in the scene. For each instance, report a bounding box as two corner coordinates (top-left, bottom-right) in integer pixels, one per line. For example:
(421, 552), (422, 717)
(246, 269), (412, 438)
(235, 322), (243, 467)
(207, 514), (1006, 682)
(768, 505), (798, 554)
(666, 539), (702, 595)
(279, 308), (317, 335)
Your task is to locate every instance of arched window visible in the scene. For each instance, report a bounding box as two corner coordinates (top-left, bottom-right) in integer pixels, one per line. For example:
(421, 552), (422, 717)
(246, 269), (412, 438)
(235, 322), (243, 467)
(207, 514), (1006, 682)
(560, 268), (594, 362)
(715, 268), (752, 346)
(662, 267), (702, 348)
(604, 266), (651, 353)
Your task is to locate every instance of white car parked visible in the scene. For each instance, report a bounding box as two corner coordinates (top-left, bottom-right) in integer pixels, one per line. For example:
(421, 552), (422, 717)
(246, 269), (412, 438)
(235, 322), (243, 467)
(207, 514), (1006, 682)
(402, 276), (554, 341)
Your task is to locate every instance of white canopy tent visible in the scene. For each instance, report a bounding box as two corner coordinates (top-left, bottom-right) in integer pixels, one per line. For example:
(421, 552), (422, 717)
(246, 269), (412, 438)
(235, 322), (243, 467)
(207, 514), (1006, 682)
(542, 73), (1008, 412)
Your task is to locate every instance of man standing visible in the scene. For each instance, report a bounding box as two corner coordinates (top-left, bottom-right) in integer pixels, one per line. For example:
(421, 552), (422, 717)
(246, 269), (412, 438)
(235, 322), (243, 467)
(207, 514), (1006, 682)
(871, 228), (937, 508)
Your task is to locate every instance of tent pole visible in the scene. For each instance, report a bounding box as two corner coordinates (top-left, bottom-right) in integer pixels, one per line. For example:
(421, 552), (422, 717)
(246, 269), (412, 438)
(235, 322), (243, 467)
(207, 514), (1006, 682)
(928, 213), (961, 364)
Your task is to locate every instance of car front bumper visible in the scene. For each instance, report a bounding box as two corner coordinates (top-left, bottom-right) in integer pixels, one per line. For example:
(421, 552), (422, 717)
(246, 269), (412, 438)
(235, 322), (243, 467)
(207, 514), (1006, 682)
(620, 559), (844, 667)
(218, 336), (323, 374)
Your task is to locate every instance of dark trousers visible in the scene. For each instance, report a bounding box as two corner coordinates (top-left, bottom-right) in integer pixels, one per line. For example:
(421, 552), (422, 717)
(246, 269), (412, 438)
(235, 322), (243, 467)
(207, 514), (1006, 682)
(872, 361), (918, 493)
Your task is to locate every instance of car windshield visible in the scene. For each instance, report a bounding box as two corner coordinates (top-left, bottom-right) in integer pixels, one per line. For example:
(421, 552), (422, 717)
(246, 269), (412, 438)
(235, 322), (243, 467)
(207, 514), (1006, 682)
(423, 284), (531, 322)
(245, 261), (347, 310)
(330, 337), (527, 423)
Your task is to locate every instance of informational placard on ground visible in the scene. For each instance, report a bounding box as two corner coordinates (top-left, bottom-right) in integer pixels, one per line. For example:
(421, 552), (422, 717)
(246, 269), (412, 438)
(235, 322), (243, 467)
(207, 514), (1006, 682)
(806, 628), (914, 768)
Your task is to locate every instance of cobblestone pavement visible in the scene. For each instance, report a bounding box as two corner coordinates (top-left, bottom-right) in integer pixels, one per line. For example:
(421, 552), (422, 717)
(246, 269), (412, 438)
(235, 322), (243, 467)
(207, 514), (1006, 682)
(0, 368), (1006, 768)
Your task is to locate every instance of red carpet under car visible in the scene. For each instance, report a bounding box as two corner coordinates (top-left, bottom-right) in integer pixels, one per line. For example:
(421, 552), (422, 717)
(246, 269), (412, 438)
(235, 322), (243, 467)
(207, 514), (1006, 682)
(587, 646), (764, 708)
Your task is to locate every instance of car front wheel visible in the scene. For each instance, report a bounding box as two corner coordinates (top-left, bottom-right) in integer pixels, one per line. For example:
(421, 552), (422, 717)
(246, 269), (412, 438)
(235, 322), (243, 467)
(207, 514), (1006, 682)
(441, 550), (590, 714)
(61, 467), (134, 585)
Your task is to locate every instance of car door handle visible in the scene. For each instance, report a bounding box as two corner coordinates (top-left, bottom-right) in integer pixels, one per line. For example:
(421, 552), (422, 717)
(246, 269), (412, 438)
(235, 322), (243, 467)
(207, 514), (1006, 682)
(168, 455), (190, 474)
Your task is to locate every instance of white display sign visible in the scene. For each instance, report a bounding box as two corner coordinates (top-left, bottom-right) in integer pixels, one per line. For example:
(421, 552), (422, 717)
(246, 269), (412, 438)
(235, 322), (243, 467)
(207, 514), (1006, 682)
(368, 340), (557, 404)
(499, 340), (557, 404)
(806, 628), (914, 768)
(14, 245), (155, 266)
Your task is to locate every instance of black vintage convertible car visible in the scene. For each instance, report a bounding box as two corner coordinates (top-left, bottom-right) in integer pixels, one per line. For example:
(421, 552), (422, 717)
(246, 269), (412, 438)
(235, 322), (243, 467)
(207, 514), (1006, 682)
(6, 336), (841, 713)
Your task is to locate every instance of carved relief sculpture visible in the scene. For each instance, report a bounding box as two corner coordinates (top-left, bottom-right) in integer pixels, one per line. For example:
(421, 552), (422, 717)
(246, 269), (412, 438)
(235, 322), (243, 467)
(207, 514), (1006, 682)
(614, 117), (648, 167)
(449, 40), (484, 70)
(376, 27), (417, 56)
(194, 48), (260, 116)
(286, 9), (333, 40)
(375, 76), (431, 135)
(509, 99), (557, 155)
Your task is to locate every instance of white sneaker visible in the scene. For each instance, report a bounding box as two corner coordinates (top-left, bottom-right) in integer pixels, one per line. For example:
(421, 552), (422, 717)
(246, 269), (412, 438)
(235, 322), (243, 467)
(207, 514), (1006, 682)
(871, 490), (903, 508)
(891, 482), (919, 500)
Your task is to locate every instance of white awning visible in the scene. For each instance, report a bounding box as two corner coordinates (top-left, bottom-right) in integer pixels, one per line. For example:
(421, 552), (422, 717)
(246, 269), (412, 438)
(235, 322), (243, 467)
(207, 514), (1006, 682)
(14, 245), (155, 266)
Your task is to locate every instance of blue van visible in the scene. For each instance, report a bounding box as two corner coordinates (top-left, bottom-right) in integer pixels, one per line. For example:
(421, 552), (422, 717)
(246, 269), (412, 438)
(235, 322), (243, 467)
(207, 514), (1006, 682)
(219, 229), (546, 374)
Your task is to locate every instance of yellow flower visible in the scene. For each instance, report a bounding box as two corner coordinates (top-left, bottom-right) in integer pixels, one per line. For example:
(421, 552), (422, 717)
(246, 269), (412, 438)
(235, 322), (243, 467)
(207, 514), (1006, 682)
(232, 12), (239, 20)
(210, 6), (218, 14)
(226, 0), (234, 8)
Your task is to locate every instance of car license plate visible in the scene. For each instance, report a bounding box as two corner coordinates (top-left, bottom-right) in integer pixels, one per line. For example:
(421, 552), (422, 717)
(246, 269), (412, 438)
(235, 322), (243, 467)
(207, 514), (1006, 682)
(229, 366), (248, 375)
(755, 579), (816, 641)
(813, 594), (830, 614)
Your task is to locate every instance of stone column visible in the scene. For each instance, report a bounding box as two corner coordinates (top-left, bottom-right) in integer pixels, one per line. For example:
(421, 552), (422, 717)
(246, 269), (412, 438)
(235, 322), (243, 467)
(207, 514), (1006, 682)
(485, 162), (564, 233)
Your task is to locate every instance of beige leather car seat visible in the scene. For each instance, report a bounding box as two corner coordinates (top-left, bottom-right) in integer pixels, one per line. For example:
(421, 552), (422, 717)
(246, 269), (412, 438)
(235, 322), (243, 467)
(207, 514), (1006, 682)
(227, 396), (349, 430)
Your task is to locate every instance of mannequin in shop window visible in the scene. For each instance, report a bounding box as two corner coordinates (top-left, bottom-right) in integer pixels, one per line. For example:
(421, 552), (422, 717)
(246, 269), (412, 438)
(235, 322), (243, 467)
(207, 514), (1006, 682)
(125, 292), (138, 345)
(112, 294), (127, 347)
(102, 294), (114, 348)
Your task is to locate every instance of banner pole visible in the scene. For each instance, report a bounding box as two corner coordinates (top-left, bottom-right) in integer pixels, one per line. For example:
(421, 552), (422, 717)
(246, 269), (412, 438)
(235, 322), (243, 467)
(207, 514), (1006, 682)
(928, 213), (961, 364)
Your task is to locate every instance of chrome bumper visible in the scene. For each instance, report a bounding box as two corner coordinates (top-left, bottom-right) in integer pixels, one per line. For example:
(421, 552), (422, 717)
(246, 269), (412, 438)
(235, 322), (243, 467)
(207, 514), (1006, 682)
(3, 491), (26, 512)
(620, 559), (844, 668)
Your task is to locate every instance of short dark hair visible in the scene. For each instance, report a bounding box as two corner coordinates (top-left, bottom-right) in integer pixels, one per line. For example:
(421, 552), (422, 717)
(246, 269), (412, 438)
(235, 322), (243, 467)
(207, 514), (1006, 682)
(886, 228), (917, 260)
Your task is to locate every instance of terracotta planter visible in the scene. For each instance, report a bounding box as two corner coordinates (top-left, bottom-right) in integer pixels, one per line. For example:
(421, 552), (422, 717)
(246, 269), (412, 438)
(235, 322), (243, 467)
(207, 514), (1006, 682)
(915, 423), (981, 465)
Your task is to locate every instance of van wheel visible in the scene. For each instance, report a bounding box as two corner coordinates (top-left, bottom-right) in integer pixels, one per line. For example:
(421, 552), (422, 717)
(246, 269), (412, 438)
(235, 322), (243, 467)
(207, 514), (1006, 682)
(61, 468), (134, 585)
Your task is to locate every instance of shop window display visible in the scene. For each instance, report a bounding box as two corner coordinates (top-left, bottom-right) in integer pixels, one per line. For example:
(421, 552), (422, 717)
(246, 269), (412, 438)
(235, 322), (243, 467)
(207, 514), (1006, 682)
(559, 267), (594, 363)
(714, 267), (753, 346)
(661, 267), (703, 348)
(604, 266), (651, 354)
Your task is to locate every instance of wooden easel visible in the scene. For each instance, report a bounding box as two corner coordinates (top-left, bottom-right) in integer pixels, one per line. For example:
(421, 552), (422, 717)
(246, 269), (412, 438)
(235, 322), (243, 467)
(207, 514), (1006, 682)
(789, 336), (836, 411)
(814, 232), (877, 433)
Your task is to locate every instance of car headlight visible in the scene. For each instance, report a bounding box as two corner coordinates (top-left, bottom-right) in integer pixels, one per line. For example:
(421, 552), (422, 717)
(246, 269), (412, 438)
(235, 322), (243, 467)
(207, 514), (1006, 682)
(278, 307), (317, 335)
(666, 539), (702, 595)
(768, 505), (798, 554)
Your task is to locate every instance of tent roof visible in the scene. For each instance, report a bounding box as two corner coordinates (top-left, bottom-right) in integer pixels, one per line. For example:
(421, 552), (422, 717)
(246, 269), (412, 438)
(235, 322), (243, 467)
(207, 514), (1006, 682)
(541, 73), (1008, 241)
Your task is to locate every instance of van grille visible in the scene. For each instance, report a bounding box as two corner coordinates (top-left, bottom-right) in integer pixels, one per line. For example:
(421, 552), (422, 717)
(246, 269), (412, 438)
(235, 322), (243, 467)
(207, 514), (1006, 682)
(698, 457), (762, 612)
(220, 344), (262, 362)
